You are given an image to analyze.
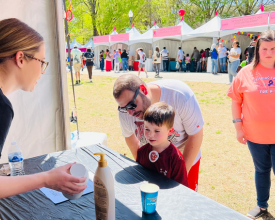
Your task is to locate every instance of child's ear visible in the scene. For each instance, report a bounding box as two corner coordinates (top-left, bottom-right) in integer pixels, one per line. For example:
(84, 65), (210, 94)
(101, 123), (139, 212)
(168, 127), (174, 136)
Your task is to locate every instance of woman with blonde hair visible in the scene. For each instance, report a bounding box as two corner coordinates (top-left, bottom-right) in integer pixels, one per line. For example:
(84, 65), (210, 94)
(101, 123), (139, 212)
(0, 18), (86, 199)
(152, 46), (161, 77)
(227, 30), (275, 219)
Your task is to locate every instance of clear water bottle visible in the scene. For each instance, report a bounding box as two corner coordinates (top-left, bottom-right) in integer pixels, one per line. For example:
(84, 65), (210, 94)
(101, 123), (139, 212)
(8, 142), (25, 176)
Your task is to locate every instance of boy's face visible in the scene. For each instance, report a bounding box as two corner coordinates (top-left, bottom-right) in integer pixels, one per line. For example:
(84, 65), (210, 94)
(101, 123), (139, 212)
(144, 121), (173, 147)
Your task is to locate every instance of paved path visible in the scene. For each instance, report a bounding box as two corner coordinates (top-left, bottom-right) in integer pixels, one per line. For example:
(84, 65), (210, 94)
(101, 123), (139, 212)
(77, 68), (229, 84)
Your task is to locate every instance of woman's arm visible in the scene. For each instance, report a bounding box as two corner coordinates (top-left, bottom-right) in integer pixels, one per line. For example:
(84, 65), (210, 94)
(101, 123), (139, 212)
(0, 163), (86, 199)
(232, 99), (246, 144)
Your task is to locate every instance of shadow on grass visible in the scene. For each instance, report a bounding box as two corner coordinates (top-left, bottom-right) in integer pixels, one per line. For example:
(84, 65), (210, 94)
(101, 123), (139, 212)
(262, 212), (275, 220)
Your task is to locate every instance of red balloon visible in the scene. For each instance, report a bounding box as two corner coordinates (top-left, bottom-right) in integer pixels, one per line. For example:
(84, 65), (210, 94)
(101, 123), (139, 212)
(221, 39), (224, 42)
(238, 31), (240, 35)
(179, 9), (185, 17)
(247, 33), (249, 36)
(231, 38), (233, 41)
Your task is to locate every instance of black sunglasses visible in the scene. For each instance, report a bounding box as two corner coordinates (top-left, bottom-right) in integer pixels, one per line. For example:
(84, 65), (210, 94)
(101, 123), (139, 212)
(118, 88), (139, 113)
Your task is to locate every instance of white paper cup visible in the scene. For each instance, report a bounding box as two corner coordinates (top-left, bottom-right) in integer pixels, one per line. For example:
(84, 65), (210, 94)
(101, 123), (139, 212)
(62, 163), (88, 200)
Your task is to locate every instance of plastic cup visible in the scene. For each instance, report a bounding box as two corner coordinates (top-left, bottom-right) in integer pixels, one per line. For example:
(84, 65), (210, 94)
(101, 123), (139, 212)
(62, 163), (88, 200)
(140, 183), (159, 214)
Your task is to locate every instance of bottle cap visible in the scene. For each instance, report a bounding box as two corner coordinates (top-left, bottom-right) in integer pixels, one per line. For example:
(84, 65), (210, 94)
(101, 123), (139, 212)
(94, 153), (107, 167)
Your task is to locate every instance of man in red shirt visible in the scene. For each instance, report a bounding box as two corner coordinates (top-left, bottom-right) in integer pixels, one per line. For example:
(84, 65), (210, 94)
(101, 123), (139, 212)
(136, 102), (188, 187)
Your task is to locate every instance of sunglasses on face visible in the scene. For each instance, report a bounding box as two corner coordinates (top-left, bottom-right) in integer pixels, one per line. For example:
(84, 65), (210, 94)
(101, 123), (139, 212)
(118, 88), (139, 113)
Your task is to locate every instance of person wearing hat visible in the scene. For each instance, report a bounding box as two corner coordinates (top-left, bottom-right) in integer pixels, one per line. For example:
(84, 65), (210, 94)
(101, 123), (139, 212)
(71, 44), (83, 85)
(83, 47), (94, 82)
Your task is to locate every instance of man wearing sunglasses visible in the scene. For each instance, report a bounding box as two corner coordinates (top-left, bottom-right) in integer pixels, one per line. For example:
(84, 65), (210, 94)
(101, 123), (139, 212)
(113, 74), (204, 191)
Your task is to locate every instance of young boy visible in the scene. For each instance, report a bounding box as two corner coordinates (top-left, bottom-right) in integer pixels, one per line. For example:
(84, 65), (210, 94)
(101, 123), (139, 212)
(136, 102), (189, 187)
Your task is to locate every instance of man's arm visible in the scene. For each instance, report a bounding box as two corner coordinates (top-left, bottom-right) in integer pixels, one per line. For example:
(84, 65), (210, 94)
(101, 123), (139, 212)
(182, 127), (203, 173)
(125, 133), (140, 160)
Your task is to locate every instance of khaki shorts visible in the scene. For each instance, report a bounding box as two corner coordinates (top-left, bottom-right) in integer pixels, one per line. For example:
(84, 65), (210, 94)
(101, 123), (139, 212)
(73, 63), (81, 72)
(138, 63), (145, 68)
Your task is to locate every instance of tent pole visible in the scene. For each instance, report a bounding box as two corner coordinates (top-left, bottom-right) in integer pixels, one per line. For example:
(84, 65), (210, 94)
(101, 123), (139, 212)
(63, 0), (80, 140)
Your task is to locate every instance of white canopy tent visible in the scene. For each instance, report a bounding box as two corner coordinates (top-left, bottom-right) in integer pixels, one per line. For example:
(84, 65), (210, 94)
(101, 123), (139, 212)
(185, 16), (221, 40)
(153, 21), (194, 59)
(220, 13), (270, 37)
(84, 39), (94, 49)
(128, 25), (159, 56)
(0, 0), (70, 163)
(66, 38), (85, 49)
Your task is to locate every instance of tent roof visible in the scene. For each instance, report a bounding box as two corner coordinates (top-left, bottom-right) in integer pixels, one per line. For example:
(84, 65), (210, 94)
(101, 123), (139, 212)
(129, 25), (159, 45)
(66, 39), (85, 49)
(177, 20), (194, 35)
(128, 27), (141, 39)
(110, 30), (118, 35)
(83, 39), (94, 48)
(185, 16), (221, 39)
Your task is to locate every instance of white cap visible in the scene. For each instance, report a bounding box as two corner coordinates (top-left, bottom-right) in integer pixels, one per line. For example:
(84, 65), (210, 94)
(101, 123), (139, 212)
(73, 44), (78, 48)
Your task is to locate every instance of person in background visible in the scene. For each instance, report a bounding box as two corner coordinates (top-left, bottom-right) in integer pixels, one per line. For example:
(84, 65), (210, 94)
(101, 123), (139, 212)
(185, 54), (191, 72)
(113, 50), (120, 73)
(112, 50), (116, 69)
(227, 41), (241, 85)
(99, 50), (104, 72)
(191, 47), (200, 62)
(152, 46), (161, 77)
(217, 42), (227, 73)
(105, 49), (112, 72)
(118, 49), (122, 55)
(204, 48), (210, 71)
(83, 47), (94, 82)
(0, 18), (87, 199)
(211, 44), (218, 75)
(247, 41), (256, 64)
(71, 44), (83, 85)
(200, 49), (206, 71)
(177, 47), (185, 72)
(227, 30), (275, 219)
(121, 49), (129, 72)
(136, 102), (189, 187)
(196, 50), (202, 72)
(136, 48), (148, 78)
(160, 47), (169, 72)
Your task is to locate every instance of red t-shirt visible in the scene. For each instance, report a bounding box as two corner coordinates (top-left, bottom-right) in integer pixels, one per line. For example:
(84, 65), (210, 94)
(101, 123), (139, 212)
(136, 142), (189, 187)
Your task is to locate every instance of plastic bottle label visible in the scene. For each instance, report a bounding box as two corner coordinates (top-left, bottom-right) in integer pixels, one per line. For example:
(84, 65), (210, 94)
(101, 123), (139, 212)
(94, 176), (109, 220)
(8, 155), (23, 162)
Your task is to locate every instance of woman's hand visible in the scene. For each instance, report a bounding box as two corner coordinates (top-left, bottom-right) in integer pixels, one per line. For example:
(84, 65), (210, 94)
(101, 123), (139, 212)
(236, 129), (247, 144)
(44, 163), (87, 195)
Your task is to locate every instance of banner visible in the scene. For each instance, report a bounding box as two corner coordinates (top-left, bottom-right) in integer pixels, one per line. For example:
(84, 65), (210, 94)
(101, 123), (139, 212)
(110, 33), (129, 42)
(153, 26), (181, 38)
(221, 13), (269, 30)
(94, 35), (109, 44)
(270, 12), (275, 25)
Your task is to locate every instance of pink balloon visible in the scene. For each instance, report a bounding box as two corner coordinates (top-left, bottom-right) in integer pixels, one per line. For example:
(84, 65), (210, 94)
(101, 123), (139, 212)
(179, 9), (185, 17)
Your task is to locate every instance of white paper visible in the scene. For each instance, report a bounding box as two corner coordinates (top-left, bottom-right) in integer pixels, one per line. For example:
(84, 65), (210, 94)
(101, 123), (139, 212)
(40, 172), (95, 204)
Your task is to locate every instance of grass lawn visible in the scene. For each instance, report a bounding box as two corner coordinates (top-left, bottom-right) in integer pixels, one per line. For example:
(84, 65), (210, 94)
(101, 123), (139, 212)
(68, 73), (275, 219)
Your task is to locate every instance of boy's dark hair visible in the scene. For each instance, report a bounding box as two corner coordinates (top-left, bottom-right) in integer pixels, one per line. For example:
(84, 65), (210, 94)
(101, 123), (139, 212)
(179, 47), (181, 49)
(163, 47), (166, 49)
(187, 53), (189, 56)
(140, 48), (143, 52)
(144, 102), (175, 129)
